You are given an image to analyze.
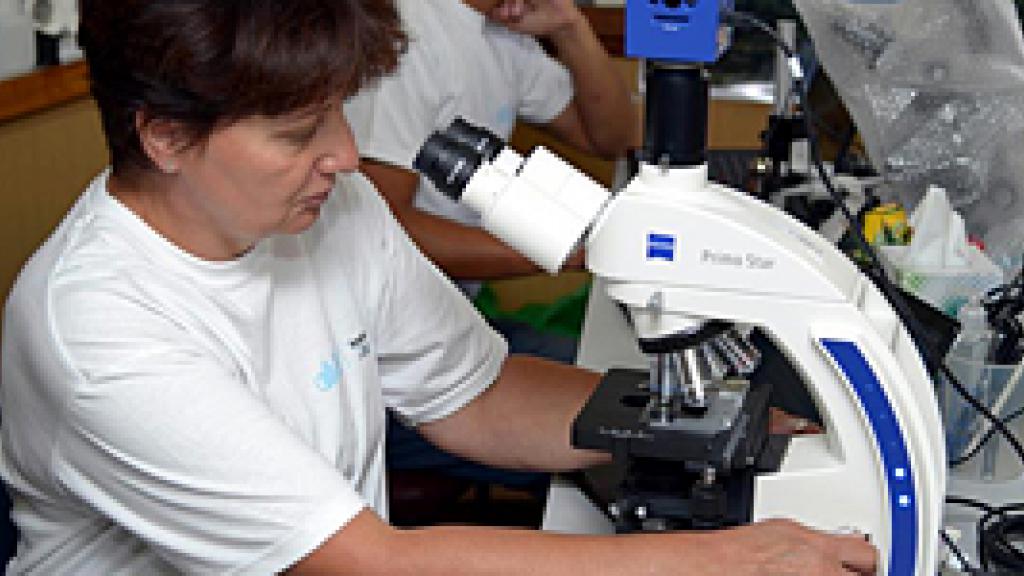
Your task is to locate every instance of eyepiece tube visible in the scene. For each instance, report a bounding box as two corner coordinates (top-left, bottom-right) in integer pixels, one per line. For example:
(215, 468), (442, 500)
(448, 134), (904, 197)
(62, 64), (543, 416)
(413, 119), (610, 275)
(444, 118), (506, 162)
(412, 133), (484, 202)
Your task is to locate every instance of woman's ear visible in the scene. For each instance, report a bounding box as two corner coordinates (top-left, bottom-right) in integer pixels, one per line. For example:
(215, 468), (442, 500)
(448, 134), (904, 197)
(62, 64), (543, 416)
(136, 111), (189, 174)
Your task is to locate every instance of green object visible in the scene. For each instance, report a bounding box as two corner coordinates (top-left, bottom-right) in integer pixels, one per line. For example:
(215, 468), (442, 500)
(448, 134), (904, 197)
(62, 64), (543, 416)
(473, 280), (592, 339)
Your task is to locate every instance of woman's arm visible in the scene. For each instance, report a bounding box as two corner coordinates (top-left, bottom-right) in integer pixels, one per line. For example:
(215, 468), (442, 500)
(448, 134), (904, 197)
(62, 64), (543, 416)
(418, 355), (605, 472)
(286, 508), (877, 576)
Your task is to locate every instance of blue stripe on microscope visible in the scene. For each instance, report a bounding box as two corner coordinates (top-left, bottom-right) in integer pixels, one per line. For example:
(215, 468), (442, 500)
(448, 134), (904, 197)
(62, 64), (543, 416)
(821, 339), (917, 576)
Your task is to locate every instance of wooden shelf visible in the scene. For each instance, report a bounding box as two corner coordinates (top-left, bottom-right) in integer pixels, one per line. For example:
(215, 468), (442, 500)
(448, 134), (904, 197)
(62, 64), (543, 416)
(0, 8), (624, 124)
(0, 61), (90, 124)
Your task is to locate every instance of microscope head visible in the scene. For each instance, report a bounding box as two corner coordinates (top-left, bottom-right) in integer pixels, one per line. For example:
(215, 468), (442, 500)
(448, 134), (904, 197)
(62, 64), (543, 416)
(414, 118), (611, 274)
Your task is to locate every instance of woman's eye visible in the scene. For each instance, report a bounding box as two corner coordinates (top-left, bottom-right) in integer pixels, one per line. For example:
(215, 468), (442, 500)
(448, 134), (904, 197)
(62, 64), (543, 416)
(279, 123), (320, 145)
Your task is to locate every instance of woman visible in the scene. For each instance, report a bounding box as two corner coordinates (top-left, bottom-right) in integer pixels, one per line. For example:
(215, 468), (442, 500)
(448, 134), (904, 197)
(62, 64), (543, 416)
(0, 1), (876, 574)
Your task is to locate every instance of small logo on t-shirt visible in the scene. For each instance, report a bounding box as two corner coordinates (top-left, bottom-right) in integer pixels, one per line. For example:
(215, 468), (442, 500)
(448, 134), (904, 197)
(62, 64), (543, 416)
(495, 106), (515, 135)
(315, 351), (343, 391)
(349, 332), (371, 359)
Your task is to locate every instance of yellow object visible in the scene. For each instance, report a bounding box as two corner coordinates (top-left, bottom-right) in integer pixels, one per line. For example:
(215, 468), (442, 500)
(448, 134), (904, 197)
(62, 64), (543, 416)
(863, 203), (910, 246)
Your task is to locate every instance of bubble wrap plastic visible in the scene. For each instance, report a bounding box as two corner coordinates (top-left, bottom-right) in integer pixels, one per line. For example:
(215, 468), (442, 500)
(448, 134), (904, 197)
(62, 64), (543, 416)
(792, 0), (1024, 251)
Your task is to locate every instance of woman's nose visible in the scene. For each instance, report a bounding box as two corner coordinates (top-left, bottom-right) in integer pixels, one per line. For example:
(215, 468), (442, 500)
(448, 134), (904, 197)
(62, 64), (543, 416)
(317, 111), (360, 175)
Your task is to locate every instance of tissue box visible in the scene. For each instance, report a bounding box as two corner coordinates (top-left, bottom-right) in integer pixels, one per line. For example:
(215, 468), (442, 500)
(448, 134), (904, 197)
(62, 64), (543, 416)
(879, 245), (1004, 317)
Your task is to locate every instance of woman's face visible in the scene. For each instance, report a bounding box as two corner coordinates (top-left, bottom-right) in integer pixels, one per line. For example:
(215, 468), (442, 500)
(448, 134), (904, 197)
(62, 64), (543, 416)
(173, 99), (358, 255)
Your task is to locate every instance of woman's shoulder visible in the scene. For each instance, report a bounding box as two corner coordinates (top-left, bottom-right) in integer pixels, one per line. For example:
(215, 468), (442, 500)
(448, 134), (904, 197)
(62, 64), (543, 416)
(306, 172), (410, 273)
(321, 172), (394, 226)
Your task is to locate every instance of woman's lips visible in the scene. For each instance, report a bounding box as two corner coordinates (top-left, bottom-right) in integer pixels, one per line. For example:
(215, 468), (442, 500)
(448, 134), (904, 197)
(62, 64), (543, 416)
(301, 189), (331, 209)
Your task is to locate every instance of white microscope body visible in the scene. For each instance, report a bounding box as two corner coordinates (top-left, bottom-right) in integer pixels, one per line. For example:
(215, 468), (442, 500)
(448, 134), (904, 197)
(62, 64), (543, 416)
(587, 160), (946, 576)
(414, 123), (947, 574)
(415, 0), (946, 570)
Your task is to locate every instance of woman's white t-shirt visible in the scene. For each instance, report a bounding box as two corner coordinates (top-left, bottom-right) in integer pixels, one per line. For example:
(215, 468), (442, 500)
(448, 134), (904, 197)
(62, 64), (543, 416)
(0, 170), (506, 574)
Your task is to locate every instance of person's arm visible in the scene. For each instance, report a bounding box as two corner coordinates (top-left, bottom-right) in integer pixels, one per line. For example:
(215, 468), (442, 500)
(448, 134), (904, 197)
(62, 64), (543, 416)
(287, 506), (876, 576)
(360, 160), (583, 280)
(490, 0), (641, 158)
(419, 355), (604, 471)
(287, 357), (875, 576)
(416, 356), (825, 471)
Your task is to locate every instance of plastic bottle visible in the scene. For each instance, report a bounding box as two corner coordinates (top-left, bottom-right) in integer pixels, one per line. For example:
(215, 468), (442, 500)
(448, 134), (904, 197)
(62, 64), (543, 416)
(946, 297), (994, 461)
(955, 297), (993, 362)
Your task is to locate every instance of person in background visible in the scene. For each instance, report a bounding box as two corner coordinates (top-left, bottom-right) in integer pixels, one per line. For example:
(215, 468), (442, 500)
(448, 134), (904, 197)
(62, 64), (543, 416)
(0, 1), (876, 574)
(351, 0), (637, 296)
(346, 0), (640, 512)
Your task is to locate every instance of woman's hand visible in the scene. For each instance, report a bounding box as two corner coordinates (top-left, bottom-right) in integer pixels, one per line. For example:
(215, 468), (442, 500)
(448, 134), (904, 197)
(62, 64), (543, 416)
(768, 407), (824, 435)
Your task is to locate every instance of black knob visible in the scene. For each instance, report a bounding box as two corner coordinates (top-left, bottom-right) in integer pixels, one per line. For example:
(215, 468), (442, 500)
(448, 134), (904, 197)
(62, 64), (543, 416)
(444, 118), (505, 162)
(413, 133), (484, 202)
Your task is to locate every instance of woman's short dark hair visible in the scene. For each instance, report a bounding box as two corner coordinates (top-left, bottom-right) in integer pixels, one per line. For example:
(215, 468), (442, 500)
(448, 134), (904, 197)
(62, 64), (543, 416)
(78, 0), (406, 175)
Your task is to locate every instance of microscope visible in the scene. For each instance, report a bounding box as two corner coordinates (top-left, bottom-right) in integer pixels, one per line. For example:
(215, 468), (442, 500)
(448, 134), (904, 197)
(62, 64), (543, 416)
(413, 1), (945, 574)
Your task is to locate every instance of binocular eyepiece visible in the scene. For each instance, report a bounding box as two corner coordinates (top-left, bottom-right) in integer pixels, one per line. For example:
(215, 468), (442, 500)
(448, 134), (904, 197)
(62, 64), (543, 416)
(413, 118), (506, 201)
(411, 117), (611, 275)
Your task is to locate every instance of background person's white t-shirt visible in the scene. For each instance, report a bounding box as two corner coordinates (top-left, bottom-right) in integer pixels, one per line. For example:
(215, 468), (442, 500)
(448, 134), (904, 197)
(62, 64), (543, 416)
(346, 0), (574, 294)
(0, 170), (506, 574)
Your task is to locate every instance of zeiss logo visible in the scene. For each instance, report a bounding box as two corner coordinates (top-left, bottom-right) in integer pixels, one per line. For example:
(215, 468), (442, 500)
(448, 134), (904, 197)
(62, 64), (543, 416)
(647, 233), (676, 261)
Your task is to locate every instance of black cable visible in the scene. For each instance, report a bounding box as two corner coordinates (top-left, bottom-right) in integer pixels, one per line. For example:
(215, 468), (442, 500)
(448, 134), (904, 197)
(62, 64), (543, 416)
(725, 9), (1024, 470)
(946, 497), (1006, 575)
(949, 405), (1024, 467)
(978, 504), (1024, 573)
(944, 498), (1024, 573)
(724, 11), (795, 59)
(947, 495), (997, 514)
(984, 261), (1024, 365)
(831, 124), (859, 174)
(940, 362), (1024, 468)
(941, 527), (983, 575)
